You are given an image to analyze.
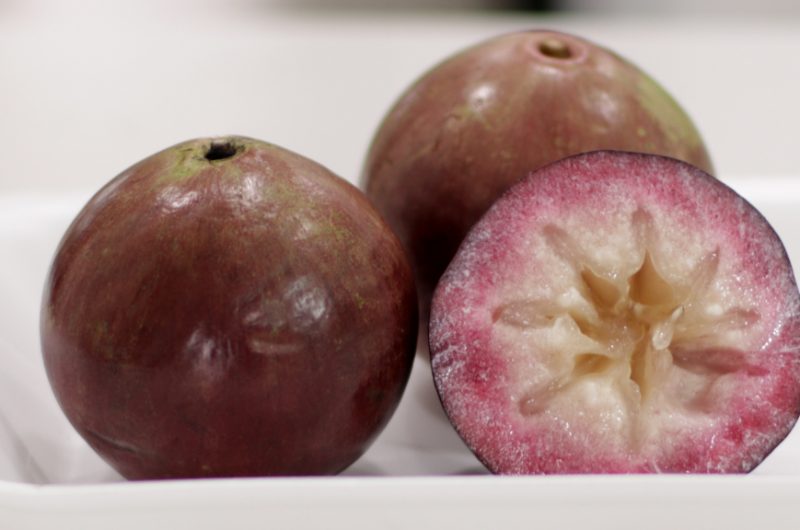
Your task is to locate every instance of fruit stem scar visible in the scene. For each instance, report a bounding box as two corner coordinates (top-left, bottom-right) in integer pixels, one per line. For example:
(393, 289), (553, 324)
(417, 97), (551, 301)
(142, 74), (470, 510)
(537, 38), (572, 59)
(205, 140), (240, 162)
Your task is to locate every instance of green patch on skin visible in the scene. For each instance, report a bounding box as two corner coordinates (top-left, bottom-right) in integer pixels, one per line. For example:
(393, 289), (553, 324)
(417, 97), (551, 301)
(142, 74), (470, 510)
(636, 75), (703, 151)
(297, 213), (353, 247)
(354, 292), (366, 310)
(498, 149), (513, 160)
(319, 222), (350, 244)
(272, 192), (355, 245)
(93, 320), (116, 360)
(158, 141), (247, 184)
(451, 101), (494, 131)
(261, 178), (303, 206)
(216, 163), (245, 181)
(94, 320), (109, 339)
(161, 147), (206, 182)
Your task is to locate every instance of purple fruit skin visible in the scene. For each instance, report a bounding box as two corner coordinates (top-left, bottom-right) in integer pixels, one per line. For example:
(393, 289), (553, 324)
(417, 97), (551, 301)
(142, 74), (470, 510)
(362, 29), (714, 308)
(41, 136), (418, 479)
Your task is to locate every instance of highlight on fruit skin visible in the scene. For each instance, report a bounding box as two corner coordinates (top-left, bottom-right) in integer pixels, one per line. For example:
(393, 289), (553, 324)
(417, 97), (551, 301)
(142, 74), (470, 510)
(40, 135), (418, 480)
(362, 29), (715, 313)
(429, 150), (800, 474)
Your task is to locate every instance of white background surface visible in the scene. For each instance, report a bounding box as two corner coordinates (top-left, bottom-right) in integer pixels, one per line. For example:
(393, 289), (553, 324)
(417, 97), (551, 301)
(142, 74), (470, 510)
(2, 1), (800, 528)
(1, 1), (799, 194)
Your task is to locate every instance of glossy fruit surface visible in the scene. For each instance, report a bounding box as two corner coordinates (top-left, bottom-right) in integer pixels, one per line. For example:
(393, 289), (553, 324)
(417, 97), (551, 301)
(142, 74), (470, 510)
(363, 30), (714, 308)
(430, 150), (800, 474)
(41, 136), (417, 479)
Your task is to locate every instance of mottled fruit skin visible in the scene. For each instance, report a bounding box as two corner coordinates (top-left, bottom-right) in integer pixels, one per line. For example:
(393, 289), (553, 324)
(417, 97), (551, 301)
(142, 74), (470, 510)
(362, 29), (714, 309)
(41, 136), (417, 479)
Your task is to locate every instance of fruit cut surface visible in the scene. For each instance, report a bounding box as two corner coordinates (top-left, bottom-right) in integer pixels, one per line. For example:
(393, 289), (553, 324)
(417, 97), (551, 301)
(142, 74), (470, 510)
(429, 151), (800, 474)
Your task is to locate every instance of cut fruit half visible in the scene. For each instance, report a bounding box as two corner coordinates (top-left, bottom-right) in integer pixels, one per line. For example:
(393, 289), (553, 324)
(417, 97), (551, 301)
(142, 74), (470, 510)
(429, 150), (800, 474)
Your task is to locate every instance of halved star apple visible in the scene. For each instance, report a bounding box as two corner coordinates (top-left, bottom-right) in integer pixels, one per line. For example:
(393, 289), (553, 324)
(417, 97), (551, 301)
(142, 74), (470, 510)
(429, 151), (800, 474)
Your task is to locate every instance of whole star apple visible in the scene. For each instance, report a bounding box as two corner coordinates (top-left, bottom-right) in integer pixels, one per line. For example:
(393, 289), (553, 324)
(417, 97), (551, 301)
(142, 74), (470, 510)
(41, 136), (418, 479)
(362, 30), (714, 311)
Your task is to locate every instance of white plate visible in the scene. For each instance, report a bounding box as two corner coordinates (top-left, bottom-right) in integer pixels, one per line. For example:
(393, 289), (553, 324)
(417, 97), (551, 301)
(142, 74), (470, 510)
(2, 177), (800, 529)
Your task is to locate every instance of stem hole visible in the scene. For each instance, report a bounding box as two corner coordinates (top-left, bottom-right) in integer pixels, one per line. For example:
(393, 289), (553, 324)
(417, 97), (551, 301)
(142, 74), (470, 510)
(205, 140), (239, 161)
(538, 38), (573, 59)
